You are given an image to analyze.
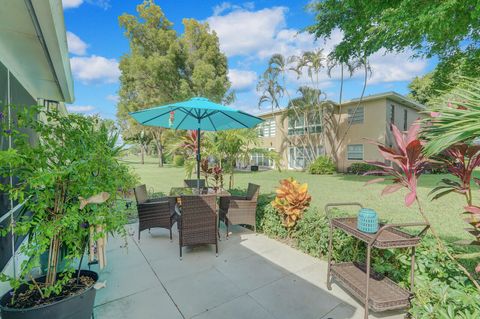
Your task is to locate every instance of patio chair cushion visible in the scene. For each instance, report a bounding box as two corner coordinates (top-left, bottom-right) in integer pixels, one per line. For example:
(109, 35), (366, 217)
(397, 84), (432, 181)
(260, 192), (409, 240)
(134, 184), (149, 204)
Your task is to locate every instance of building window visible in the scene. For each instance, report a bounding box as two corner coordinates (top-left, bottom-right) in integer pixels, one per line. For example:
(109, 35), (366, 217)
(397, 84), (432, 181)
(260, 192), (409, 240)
(288, 112), (321, 135)
(390, 104), (395, 129)
(347, 144), (363, 160)
(288, 146), (323, 169)
(251, 149), (273, 167)
(403, 109), (408, 131)
(348, 106), (364, 124)
(258, 118), (276, 137)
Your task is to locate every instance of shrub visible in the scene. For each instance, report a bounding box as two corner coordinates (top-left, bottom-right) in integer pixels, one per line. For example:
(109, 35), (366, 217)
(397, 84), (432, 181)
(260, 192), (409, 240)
(347, 163), (378, 175)
(173, 154), (185, 167)
(271, 178), (311, 229)
(257, 203), (289, 239)
(308, 156), (336, 174)
(293, 208), (360, 260)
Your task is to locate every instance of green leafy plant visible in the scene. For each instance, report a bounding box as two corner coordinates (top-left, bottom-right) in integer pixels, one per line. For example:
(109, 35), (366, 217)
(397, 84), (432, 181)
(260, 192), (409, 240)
(422, 79), (480, 156)
(257, 203), (289, 239)
(367, 122), (480, 291)
(271, 178), (312, 229)
(173, 154), (185, 167)
(200, 159), (223, 188)
(308, 156), (336, 175)
(347, 163), (377, 175)
(0, 106), (136, 304)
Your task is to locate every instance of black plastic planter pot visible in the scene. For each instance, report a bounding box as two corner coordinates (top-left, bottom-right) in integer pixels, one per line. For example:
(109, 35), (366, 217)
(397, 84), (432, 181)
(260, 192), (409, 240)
(0, 270), (98, 319)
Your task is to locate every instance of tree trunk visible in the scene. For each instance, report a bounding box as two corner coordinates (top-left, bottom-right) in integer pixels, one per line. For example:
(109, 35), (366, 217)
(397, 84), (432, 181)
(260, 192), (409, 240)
(46, 235), (61, 287)
(140, 145), (145, 165)
(151, 130), (164, 167)
(154, 136), (164, 167)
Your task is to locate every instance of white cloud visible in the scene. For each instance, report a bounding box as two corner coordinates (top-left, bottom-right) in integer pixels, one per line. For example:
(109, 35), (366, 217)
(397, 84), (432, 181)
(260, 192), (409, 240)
(62, 0), (110, 10)
(207, 7), (287, 57)
(228, 69), (257, 91)
(70, 55), (120, 84)
(66, 31), (87, 55)
(67, 105), (95, 113)
(367, 50), (427, 84)
(62, 0), (83, 9)
(86, 0), (111, 10)
(106, 94), (119, 103)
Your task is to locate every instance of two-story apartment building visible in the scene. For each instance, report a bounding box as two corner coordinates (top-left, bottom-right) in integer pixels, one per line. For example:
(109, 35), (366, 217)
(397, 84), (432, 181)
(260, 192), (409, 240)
(254, 92), (425, 172)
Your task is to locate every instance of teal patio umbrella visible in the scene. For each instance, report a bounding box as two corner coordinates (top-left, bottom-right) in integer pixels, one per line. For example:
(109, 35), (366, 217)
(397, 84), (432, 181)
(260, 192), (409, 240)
(129, 97), (264, 188)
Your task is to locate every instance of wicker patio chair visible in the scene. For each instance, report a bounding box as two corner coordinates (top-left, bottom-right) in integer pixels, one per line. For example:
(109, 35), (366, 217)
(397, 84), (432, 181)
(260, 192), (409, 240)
(184, 179), (206, 188)
(134, 184), (177, 241)
(219, 183), (259, 237)
(178, 194), (218, 259)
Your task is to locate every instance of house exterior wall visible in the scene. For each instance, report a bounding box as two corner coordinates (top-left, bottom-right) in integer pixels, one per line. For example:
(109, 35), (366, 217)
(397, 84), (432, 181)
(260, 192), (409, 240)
(335, 98), (388, 172)
(257, 94), (424, 172)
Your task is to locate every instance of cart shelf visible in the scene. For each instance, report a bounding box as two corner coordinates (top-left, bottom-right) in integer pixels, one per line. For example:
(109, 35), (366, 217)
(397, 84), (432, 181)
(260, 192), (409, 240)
(331, 217), (422, 249)
(331, 262), (410, 312)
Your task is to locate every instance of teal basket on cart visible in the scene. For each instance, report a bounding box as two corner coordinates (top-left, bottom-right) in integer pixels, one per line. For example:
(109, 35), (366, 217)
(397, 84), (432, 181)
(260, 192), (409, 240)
(357, 208), (379, 233)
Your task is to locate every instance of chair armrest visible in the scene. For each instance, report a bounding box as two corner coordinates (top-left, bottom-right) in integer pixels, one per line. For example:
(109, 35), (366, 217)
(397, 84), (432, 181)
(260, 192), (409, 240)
(137, 200), (171, 214)
(228, 199), (257, 210)
(219, 195), (246, 211)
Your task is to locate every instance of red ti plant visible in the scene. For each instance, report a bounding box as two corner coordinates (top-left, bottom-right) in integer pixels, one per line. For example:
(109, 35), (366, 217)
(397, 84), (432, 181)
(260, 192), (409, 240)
(366, 123), (480, 291)
(200, 159), (223, 189)
(181, 130), (200, 155)
(365, 122), (429, 206)
(430, 143), (480, 273)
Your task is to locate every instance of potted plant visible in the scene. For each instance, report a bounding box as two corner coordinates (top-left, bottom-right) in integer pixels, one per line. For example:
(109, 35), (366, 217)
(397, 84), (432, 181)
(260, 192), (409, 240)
(0, 106), (136, 319)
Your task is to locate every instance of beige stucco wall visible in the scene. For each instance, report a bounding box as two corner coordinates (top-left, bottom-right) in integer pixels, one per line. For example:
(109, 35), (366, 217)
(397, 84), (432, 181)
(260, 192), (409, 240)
(335, 98), (387, 172)
(385, 98), (425, 147)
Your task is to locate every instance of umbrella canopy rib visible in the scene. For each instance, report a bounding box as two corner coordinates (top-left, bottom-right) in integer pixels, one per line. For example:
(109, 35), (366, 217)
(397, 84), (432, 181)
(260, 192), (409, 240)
(141, 107), (179, 125)
(218, 111), (249, 128)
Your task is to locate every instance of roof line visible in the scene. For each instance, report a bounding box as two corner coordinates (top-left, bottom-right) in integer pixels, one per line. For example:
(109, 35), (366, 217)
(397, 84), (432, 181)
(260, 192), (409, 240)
(256, 91), (425, 117)
(24, 0), (64, 101)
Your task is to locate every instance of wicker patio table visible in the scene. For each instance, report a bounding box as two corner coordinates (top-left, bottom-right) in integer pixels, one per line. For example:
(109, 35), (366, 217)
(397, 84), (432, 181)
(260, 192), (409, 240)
(325, 202), (429, 319)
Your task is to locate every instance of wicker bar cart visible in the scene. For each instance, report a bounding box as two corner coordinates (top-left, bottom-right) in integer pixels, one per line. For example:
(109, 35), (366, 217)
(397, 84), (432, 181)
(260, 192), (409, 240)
(325, 203), (429, 319)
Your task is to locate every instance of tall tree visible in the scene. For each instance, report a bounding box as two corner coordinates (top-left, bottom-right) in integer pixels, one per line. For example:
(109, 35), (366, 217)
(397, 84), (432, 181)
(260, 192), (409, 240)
(117, 0), (231, 166)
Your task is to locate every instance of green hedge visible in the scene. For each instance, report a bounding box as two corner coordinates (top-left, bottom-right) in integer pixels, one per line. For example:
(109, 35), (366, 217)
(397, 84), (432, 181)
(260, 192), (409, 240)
(347, 163), (378, 175)
(173, 154), (185, 167)
(308, 156), (336, 175)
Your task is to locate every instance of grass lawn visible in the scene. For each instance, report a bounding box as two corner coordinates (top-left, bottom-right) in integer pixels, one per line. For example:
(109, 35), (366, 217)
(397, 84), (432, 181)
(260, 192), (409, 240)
(122, 155), (480, 243)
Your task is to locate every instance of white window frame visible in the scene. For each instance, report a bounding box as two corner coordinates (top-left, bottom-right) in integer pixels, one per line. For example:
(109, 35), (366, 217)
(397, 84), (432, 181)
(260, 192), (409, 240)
(347, 144), (364, 160)
(258, 118), (276, 137)
(251, 148), (274, 167)
(348, 106), (364, 124)
(288, 146), (323, 169)
(288, 112), (322, 136)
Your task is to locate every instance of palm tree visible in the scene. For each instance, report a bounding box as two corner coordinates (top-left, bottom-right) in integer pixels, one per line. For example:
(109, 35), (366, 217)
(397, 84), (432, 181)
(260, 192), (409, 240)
(282, 86), (328, 164)
(423, 78), (480, 155)
(257, 55), (285, 112)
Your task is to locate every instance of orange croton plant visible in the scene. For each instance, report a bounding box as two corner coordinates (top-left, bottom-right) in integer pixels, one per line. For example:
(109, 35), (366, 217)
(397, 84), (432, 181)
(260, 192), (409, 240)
(272, 178), (312, 228)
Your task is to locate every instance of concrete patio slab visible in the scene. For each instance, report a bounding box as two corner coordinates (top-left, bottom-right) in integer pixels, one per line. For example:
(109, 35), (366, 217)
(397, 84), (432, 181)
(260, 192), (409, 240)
(192, 295), (276, 319)
(164, 267), (243, 318)
(94, 286), (183, 319)
(248, 273), (347, 319)
(216, 254), (289, 292)
(93, 224), (407, 319)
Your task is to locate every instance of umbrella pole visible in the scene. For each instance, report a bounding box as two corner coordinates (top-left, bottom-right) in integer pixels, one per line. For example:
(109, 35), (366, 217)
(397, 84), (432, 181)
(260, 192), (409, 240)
(196, 127), (201, 190)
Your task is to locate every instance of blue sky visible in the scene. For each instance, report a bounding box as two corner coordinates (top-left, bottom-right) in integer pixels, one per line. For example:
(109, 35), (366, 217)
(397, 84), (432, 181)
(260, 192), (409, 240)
(62, 0), (436, 118)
